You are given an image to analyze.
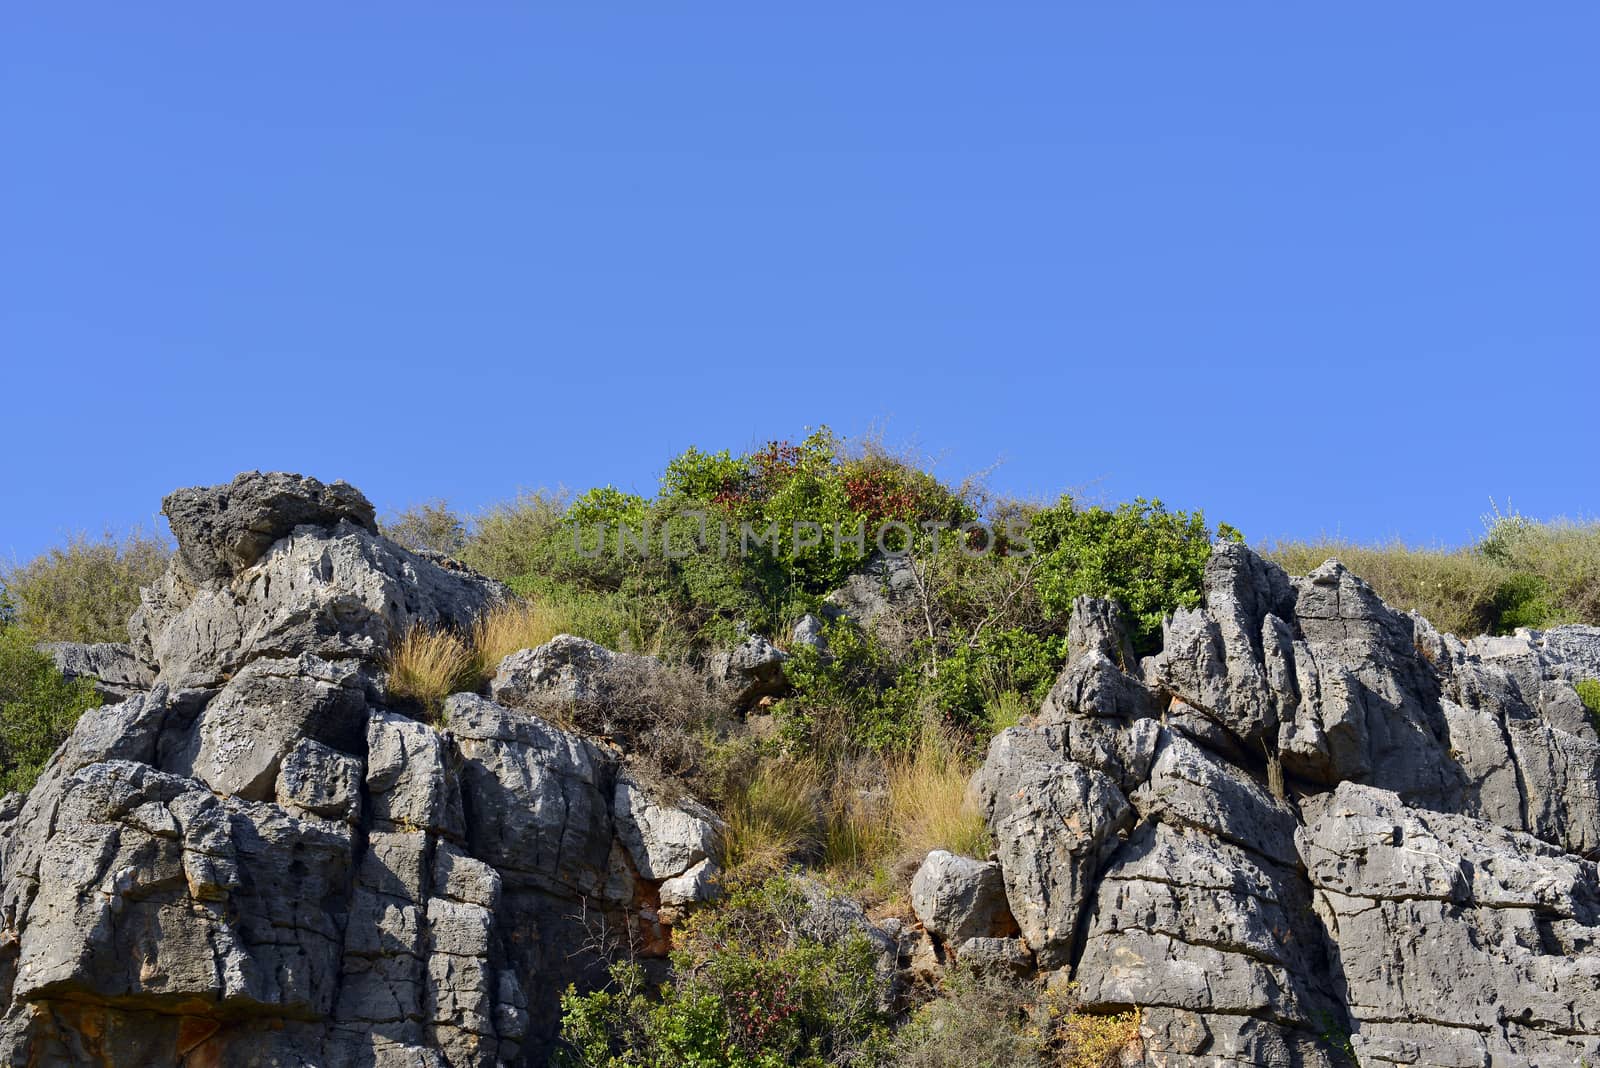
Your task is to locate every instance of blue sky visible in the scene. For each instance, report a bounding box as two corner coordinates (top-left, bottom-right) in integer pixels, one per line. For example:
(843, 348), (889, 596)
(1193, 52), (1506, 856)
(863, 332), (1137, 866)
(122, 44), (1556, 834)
(3, 5), (1596, 563)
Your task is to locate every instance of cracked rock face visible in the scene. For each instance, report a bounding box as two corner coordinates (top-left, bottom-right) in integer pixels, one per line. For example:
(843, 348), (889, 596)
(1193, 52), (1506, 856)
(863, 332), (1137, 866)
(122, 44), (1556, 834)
(0, 473), (727, 1067)
(9, 471), (1600, 1068)
(968, 543), (1600, 1066)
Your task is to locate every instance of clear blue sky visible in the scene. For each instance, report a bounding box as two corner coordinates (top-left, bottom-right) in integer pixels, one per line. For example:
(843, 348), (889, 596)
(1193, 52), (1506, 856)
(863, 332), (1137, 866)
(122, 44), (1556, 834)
(3, 5), (1596, 563)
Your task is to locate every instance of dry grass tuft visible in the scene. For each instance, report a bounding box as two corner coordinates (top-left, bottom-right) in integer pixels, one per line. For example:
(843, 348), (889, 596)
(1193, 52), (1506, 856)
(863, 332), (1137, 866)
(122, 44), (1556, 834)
(387, 624), (476, 720)
(722, 759), (823, 877)
(887, 733), (991, 863)
(471, 599), (573, 675)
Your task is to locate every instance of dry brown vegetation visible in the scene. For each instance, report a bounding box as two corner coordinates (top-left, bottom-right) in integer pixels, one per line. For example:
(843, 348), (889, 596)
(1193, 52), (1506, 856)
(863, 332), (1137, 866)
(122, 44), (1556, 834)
(386, 625), (476, 719)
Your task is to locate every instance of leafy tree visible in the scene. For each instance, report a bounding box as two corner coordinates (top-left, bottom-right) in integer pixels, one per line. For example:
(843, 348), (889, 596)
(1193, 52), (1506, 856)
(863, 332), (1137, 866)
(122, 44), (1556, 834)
(1, 532), (170, 644)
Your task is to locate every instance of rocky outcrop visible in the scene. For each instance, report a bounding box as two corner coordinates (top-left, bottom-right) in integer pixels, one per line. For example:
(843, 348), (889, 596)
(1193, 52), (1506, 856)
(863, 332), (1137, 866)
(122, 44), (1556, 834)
(0, 474), (719, 1067)
(129, 472), (505, 691)
(909, 850), (1014, 944)
(7, 471), (1600, 1067)
(706, 634), (788, 709)
(37, 642), (153, 703)
(964, 541), (1600, 1066)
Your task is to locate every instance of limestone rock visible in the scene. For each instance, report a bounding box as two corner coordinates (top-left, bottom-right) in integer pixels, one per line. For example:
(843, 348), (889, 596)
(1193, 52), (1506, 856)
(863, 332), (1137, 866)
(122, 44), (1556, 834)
(909, 850), (1013, 944)
(707, 634), (789, 708)
(1301, 782), (1600, 1064)
(167, 653), (367, 801)
(36, 641), (153, 702)
(658, 858), (722, 908)
(276, 736), (364, 822)
(972, 727), (1134, 969)
(162, 469), (377, 584)
(612, 773), (721, 881)
(489, 635), (659, 712)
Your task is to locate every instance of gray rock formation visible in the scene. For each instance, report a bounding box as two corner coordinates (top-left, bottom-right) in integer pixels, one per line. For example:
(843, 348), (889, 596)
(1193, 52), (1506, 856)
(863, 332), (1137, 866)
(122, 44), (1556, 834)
(6, 472), (1600, 1067)
(965, 542), (1600, 1065)
(0, 474), (717, 1067)
(706, 634), (788, 708)
(129, 472), (505, 691)
(489, 635), (659, 713)
(36, 641), (153, 703)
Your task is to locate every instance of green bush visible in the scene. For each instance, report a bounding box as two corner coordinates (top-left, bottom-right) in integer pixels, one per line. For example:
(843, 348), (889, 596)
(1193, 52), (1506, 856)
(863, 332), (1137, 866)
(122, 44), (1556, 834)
(1480, 513), (1600, 629)
(0, 627), (99, 793)
(380, 500), (469, 556)
(927, 628), (1063, 735)
(458, 431), (977, 654)
(1, 532), (170, 644)
(1576, 679), (1600, 725)
(1030, 497), (1238, 654)
(774, 621), (924, 756)
(556, 877), (892, 1068)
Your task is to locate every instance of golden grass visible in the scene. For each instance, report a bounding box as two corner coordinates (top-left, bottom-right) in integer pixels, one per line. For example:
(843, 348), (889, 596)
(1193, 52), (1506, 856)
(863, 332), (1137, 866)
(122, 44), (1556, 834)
(471, 599), (573, 675)
(722, 759), (823, 877)
(886, 734), (992, 862)
(387, 624), (476, 720)
(718, 732), (991, 885)
(822, 763), (898, 871)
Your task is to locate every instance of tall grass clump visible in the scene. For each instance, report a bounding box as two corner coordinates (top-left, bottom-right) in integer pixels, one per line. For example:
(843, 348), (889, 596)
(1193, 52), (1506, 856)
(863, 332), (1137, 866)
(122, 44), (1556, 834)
(722, 759), (823, 877)
(887, 733), (991, 863)
(471, 599), (574, 674)
(387, 624), (475, 720)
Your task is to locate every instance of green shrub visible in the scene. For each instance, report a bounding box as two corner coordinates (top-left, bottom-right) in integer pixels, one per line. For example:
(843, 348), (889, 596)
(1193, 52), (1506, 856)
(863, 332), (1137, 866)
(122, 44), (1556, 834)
(1030, 497), (1237, 654)
(380, 500), (468, 556)
(1576, 679), (1600, 725)
(556, 876), (892, 1068)
(927, 628), (1063, 735)
(1480, 513), (1600, 628)
(0, 627), (100, 793)
(775, 621), (923, 756)
(892, 968), (1141, 1068)
(1, 532), (170, 644)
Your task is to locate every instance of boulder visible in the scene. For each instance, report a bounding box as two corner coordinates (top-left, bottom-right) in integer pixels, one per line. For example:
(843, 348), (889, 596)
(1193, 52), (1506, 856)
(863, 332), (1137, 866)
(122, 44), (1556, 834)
(658, 858), (722, 908)
(161, 469), (376, 584)
(823, 553), (919, 637)
(612, 773), (721, 881)
(791, 613), (829, 654)
(131, 480), (504, 690)
(909, 850), (1013, 944)
(952, 936), (1033, 978)
(707, 634), (789, 708)
(971, 727), (1134, 969)
(166, 653), (367, 801)
(489, 635), (660, 712)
